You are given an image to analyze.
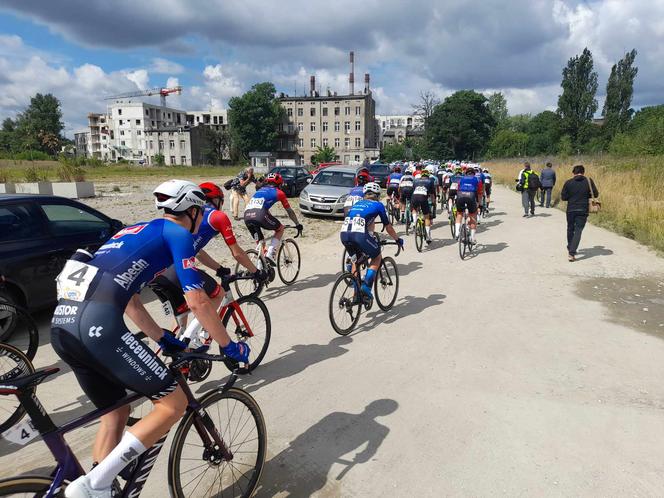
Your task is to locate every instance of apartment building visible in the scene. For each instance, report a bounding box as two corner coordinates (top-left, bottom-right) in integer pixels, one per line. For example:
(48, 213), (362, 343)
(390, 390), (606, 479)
(186, 110), (228, 132)
(143, 125), (210, 166)
(87, 113), (112, 160)
(376, 114), (424, 132)
(74, 131), (90, 158)
(276, 72), (379, 165)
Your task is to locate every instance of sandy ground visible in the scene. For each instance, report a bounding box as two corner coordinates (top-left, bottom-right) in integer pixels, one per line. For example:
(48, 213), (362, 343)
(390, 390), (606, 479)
(3, 185), (664, 496)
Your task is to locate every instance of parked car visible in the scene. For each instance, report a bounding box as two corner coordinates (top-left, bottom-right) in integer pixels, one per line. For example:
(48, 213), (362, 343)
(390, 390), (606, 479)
(368, 163), (392, 188)
(0, 194), (124, 310)
(299, 165), (365, 218)
(268, 166), (312, 197)
(310, 162), (341, 176)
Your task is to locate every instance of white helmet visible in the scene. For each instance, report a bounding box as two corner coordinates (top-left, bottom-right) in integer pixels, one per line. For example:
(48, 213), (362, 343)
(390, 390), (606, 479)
(405, 166), (415, 174)
(153, 179), (206, 213)
(363, 182), (381, 196)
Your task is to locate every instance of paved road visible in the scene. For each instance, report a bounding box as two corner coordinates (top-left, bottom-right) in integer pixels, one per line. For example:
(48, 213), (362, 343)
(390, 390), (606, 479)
(3, 186), (664, 496)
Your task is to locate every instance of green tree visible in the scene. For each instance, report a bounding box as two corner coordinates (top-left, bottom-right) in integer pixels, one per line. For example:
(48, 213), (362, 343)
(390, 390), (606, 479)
(486, 129), (528, 158)
(425, 90), (495, 160)
(0, 118), (17, 153)
(609, 105), (664, 155)
(526, 111), (562, 155)
(602, 49), (638, 139)
(557, 135), (573, 158)
(311, 145), (336, 165)
(228, 82), (285, 159)
(203, 127), (231, 164)
(486, 92), (509, 129)
(380, 142), (407, 162)
(153, 153), (165, 166)
(557, 48), (598, 150)
(504, 114), (532, 133)
(15, 93), (64, 155)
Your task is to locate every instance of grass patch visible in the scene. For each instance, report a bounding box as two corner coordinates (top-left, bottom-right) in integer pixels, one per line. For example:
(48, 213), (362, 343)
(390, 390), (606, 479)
(485, 155), (664, 253)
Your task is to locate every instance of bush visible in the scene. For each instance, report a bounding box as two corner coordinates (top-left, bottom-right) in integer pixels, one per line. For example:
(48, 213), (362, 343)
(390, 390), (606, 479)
(56, 159), (86, 182)
(23, 166), (49, 182)
(13, 150), (51, 161)
(153, 153), (165, 166)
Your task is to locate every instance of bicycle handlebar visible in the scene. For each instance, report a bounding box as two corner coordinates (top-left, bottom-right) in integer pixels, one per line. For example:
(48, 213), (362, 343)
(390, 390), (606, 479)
(380, 239), (403, 257)
(283, 225), (302, 238)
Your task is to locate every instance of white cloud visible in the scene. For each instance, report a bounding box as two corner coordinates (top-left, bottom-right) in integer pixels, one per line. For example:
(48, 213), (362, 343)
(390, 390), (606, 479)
(125, 69), (149, 90)
(150, 57), (184, 74)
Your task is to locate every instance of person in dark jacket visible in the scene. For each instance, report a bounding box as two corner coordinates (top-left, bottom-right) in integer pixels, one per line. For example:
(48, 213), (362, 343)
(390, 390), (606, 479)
(560, 164), (599, 262)
(539, 162), (556, 208)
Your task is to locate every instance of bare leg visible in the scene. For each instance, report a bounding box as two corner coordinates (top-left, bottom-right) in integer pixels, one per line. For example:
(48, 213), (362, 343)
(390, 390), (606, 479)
(92, 405), (131, 462)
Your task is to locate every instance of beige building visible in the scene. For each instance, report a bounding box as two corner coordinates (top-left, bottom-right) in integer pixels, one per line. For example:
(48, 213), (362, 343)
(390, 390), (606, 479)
(276, 74), (379, 165)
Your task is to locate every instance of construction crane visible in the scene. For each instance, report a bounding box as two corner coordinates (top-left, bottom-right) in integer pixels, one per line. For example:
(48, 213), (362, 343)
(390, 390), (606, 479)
(104, 86), (182, 107)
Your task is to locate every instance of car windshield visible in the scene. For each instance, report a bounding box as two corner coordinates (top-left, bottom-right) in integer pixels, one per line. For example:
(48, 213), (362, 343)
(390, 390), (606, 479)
(271, 167), (296, 177)
(312, 170), (356, 187)
(369, 164), (390, 174)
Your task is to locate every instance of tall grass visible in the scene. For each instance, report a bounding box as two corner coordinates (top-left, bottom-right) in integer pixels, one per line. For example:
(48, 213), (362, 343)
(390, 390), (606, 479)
(485, 155), (664, 253)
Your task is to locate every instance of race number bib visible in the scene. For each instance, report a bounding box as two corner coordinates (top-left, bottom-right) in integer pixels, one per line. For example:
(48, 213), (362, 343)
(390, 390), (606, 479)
(351, 217), (366, 233)
(344, 195), (361, 208)
(341, 217), (351, 232)
(414, 186), (428, 195)
(246, 197), (265, 210)
(450, 183), (458, 190)
(56, 260), (98, 302)
(485, 178), (491, 184)
(400, 180), (413, 188)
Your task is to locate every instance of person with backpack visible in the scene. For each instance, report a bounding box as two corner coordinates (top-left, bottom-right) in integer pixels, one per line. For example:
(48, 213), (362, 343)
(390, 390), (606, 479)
(516, 162), (539, 217)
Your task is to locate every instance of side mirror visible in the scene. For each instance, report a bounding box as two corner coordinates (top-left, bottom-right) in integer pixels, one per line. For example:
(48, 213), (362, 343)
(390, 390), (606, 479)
(306, 176), (313, 184)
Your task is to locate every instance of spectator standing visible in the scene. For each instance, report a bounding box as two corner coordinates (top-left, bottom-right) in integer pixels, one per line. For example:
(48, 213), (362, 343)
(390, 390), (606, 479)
(539, 162), (556, 208)
(230, 166), (255, 220)
(516, 162), (538, 217)
(560, 164), (599, 262)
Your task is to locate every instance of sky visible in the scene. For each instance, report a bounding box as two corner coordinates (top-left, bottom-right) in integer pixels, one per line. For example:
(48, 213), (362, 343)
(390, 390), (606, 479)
(0, 0), (663, 136)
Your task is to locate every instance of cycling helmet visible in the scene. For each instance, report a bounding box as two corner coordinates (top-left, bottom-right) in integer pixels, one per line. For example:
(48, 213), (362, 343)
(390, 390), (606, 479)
(154, 180), (206, 213)
(265, 172), (283, 187)
(483, 169), (489, 173)
(454, 167), (462, 174)
(356, 171), (371, 185)
(393, 166), (401, 173)
(363, 182), (381, 196)
(420, 169), (431, 177)
(406, 166), (415, 174)
(199, 182), (224, 202)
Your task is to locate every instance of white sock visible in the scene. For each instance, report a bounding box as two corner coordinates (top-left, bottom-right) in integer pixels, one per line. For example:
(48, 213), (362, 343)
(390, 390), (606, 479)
(425, 226), (431, 238)
(470, 228), (476, 241)
(88, 432), (146, 490)
(266, 238), (280, 258)
(455, 223), (460, 236)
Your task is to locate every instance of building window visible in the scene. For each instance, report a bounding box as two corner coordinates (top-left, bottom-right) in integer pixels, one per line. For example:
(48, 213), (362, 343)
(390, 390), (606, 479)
(288, 124), (294, 133)
(310, 107), (316, 117)
(298, 138), (304, 147)
(344, 137), (350, 147)
(151, 120), (155, 127)
(120, 130), (125, 136)
(136, 119), (141, 125)
(287, 108), (293, 116)
(334, 137), (340, 147)
(334, 107), (340, 116)
(119, 119), (123, 125)
(213, 116), (218, 124)
(168, 113), (171, 119)
(297, 108), (303, 117)
(118, 109), (122, 115)
(181, 156), (187, 164)
(322, 122), (328, 132)
(344, 121), (351, 132)
(180, 140), (185, 148)
(344, 106), (350, 115)
(355, 106), (361, 115)
(323, 138), (328, 147)
(137, 130), (142, 136)
(355, 121), (361, 131)
(169, 140), (175, 148)
(298, 122), (304, 132)
(170, 155), (175, 165)
(334, 122), (340, 132)
(310, 138), (316, 148)
(159, 140), (164, 149)
(355, 137), (361, 147)
(120, 140), (125, 146)
(310, 122), (316, 132)
(354, 155), (360, 161)
(145, 109), (149, 116)
(149, 140), (153, 149)
(322, 107), (328, 117)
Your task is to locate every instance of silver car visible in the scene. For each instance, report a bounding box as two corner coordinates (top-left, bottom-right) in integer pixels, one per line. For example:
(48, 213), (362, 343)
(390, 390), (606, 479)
(299, 165), (361, 218)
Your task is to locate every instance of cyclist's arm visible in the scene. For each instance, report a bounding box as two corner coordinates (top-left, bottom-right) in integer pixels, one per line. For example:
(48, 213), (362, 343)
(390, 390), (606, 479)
(277, 189), (299, 225)
(385, 223), (399, 241)
(229, 242), (258, 273)
(195, 249), (219, 271)
(125, 294), (164, 342)
(185, 288), (231, 347)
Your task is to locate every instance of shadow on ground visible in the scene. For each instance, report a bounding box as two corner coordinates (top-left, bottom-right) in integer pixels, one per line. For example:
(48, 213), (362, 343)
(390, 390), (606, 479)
(261, 272), (339, 300)
(254, 399), (398, 497)
(353, 294), (446, 333)
(575, 245), (614, 260)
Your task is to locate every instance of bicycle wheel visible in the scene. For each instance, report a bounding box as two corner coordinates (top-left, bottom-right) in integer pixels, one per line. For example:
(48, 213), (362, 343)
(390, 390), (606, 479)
(0, 343), (35, 434)
(374, 257), (399, 311)
(234, 250), (265, 298)
(458, 223), (468, 260)
(341, 247), (349, 273)
(415, 219), (424, 253)
(168, 388), (266, 498)
(328, 273), (362, 335)
(0, 298), (17, 343)
(277, 238), (301, 285)
(0, 303), (38, 361)
(405, 206), (411, 235)
(0, 475), (63, 497)
(221, 296), (271, 374)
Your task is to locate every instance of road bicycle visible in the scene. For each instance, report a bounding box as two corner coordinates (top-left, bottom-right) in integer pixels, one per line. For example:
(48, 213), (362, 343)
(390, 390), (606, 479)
(458, 207), (476, 260)
(234, 225), (302, 298)
(448, 203), (458, 238)
(329, 238), (402, 336)
(479, 194), (489, 219)
(385, 193), (400, 226)
(0, 342), (34, 433)
(0, 298), (39, 362)
(402, 199), (413, 235)
(150, 271), (271, 378)
(0, 349), (266, 498)
(414, 207), (426, 253)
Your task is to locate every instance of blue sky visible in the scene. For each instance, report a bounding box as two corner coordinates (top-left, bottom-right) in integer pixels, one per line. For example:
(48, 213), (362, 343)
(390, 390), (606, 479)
(1, 0), (663, 135)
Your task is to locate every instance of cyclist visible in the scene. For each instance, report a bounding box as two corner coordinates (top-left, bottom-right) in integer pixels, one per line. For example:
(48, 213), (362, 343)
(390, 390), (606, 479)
(426, 168), (439, 219)
(340, 182), (403, 304)
(243, 172), (303, 265)
(454, 167), (481, 244)
(54, 180), (250, 498)
(398, 167), (415, 222)
(149, 182), (265, 320)
(386, 166), (403, 212)
(482, 168), (492, 208)
(411, 169), (435, 244)
(447, 167), (463, 214)
(344, 170), (371, 217)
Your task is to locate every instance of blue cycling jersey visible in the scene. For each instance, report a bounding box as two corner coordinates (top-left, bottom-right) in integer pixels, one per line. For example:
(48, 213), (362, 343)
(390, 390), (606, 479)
(343, 199), (390, 232)
(388, 173), (403, 186)
(458, 176), (480, 194)
(248, 185), (282, 211)
(192, 205), (218, 252)
(70, 218), (204, 307)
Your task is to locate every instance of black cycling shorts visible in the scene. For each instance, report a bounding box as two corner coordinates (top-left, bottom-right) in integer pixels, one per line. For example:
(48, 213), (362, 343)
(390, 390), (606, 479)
(244, 209), (282, 241)
(150, 267), (220, 316)
(399, 189), (413, 202)
(340, 231), (381, 259)
(485, 185), (492, 196)
(51, 299), (177, 409)
(411, 195), (431, 216)
(448, 190), (457, 200)
(386, 186), (399, 198)
(456, 195), (478, 214)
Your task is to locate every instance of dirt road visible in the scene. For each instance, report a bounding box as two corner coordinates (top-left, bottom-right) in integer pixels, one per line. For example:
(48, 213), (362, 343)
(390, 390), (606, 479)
(3, 185), (664, 496)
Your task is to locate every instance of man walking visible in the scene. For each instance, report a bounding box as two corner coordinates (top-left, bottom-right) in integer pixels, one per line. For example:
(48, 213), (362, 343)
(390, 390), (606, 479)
(560, 165), (599, 262)
(230, 166), (255, 220)
(539, 162), (556, 208)
(516, 162), (538, 217)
